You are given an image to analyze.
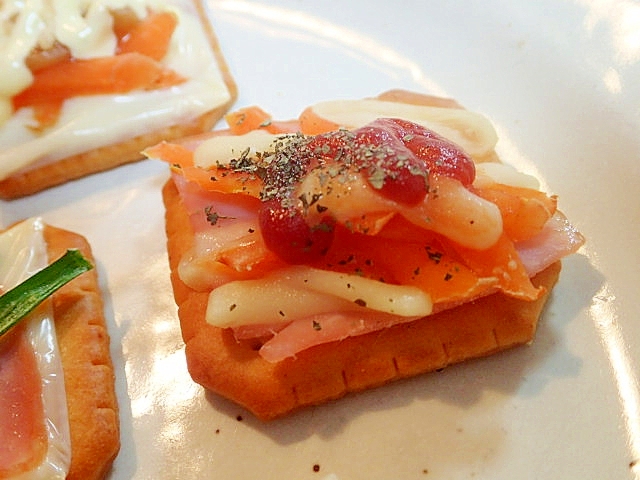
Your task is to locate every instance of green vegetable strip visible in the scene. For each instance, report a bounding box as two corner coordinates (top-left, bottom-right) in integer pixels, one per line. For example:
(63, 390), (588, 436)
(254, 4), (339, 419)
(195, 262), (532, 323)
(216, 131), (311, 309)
(0, 249), (93, 337)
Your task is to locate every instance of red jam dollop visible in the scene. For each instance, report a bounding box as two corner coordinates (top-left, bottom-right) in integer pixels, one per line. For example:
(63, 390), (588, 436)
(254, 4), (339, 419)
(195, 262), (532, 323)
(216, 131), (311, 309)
(257, 118), (474, 264)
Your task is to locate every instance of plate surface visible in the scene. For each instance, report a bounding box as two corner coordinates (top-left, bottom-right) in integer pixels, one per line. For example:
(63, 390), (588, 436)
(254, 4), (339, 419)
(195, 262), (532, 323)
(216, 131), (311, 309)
(3, 1), (640, 479)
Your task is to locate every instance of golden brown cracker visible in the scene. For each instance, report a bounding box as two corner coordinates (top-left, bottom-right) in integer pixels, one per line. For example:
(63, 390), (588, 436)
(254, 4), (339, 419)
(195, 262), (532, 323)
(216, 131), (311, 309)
(162, 176), (560, 421)
(43, 226), (119, 480)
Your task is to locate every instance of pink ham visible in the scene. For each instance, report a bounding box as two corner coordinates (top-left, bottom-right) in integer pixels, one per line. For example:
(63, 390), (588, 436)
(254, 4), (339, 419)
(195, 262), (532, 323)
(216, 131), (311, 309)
(0, 328), (47, 477)
(258, 311), (421, 363)
(516, 211), (585, 277)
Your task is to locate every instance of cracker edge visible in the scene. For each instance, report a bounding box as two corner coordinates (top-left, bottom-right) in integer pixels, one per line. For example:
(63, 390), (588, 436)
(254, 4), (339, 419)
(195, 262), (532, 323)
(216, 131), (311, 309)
(43, 226), (120, 480)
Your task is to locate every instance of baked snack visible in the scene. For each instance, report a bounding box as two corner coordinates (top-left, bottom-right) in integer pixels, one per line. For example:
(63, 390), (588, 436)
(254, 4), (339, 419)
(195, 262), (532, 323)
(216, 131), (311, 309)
(0, 218), (119, 479)
(148, 90), (585, 420)
(0, 0), (236, 199)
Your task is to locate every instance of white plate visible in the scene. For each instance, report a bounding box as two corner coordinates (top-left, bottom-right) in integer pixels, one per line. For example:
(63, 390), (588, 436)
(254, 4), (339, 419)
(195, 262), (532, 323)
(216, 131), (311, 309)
(4, 1), (640, 478)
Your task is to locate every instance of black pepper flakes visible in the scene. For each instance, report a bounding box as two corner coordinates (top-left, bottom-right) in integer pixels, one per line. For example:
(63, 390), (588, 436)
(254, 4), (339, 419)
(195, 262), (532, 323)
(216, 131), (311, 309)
(354, 298), (367, 307)
(313, 464), (320, 473)
(204, 206), (235, 226)
(426, 249), (442, 264)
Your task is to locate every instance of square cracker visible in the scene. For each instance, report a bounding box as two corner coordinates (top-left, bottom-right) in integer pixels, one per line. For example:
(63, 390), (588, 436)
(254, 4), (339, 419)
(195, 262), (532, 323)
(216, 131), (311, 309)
(162, 178), (561, 421)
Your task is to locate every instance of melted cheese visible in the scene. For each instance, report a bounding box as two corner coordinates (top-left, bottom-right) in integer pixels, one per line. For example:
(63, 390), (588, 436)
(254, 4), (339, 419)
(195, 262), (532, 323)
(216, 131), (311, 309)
(206, 266), (432, 328)
(0, 0), (232, 180)
(473, 162), (540, 189)
(309, 99), (498, 160)
(193, 130), (287, 169)
(0, 218), (70, 479)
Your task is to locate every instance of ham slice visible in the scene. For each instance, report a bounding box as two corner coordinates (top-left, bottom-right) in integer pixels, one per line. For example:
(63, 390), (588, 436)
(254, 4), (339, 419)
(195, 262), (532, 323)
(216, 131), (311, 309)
(259, 311), (421, 363)
(516, 211), (585, 277)
(0, 328), (47, 477)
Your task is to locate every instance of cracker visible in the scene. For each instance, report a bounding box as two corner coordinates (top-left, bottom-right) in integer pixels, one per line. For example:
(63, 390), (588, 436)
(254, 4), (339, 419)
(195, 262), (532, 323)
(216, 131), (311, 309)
(43, 226), (119, 479)
(0, 0), (237, 199)
(162, 177), (561, 421)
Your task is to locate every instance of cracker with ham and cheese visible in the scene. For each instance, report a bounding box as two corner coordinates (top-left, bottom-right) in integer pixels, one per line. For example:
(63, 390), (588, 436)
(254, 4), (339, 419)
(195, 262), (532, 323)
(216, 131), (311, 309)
(147, 90), (585, 420)
(0, 0), (236, 199)
(0, 219), (118, 479)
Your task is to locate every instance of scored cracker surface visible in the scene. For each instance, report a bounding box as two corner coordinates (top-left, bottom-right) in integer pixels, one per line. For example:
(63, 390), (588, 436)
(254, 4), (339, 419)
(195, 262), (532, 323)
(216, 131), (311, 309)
(44, 226), (119, 480)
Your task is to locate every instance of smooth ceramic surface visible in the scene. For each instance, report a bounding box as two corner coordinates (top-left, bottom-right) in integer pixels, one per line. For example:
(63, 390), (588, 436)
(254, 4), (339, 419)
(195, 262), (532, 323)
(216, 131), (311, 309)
(3, 1), (640, 479)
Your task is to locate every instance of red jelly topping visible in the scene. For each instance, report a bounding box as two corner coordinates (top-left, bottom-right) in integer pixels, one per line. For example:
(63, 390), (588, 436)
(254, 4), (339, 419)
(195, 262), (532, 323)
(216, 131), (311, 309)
(256, 118), (474, 263)
(259, 198), (335, 264)
(381, 118), (476, 186)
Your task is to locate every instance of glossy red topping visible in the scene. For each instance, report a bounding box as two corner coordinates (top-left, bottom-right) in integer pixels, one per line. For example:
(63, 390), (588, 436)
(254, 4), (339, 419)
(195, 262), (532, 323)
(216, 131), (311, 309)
(259, 199), (335, 264)
(256, 118), (474, 263)
(381, 118), (476, 186)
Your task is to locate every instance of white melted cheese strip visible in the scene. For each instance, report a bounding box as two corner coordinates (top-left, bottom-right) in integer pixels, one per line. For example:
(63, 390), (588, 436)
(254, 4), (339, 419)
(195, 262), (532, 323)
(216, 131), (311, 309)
(0, 0), (232, 180)
(192, 100), (499, 170)
(0, 218), (71, 480)
(474, 162), (540, 189)
(193, 130), (286, 168)
(309, 99), (499, 160)
(206, 266), (433, 328)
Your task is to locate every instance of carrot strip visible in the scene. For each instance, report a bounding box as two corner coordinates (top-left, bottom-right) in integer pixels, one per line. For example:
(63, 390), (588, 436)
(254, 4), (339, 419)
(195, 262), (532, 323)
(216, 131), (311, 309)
(298, 106), (341, 135)
(116, 10), (178, 61)
(264, 119), (301, 134)
(225, 106), (273, 135)
(12, 52), (185, 110)
(474, 184), (557, 243)
(452, 233), (542, 301)
(225, 107), (302, 135)
(144, 142), (194, 168)
(29, 102), (63, 131)
(312, 220), (495, 306)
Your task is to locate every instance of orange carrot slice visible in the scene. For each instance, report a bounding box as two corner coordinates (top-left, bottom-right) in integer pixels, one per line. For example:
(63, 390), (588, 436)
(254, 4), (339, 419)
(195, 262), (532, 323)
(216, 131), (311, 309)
(452, 233), (542, 301)
(116, 10), (178, 61)
(474, 184), (557, 242)
(144, 141), (194, 168)
(299, 106), (341, 135)
(225, 106), (273, 135)
(12, 52), (185, 111)
(145, 141), (263, 196)
(29, 102), (63, 131)
(225, 106), (302, 135)
(312, 219), (496, 306)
